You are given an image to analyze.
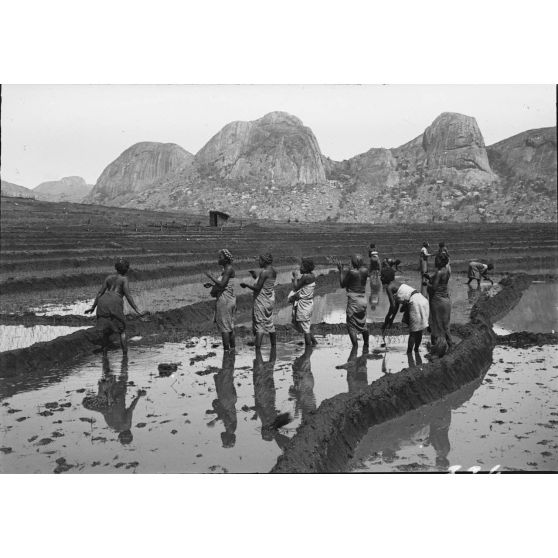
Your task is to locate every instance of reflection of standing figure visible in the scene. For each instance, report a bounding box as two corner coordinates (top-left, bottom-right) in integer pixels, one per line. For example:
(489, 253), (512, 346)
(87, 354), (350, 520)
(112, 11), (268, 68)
(252, 348), (289, 449)
(212, 351), (237, 448)
(345, 346), (369, 394)
(428, 406), (451, 469)
(82, 354), (143, 445)
(290, 346), (316, 420)
(369, 274), (381, 311)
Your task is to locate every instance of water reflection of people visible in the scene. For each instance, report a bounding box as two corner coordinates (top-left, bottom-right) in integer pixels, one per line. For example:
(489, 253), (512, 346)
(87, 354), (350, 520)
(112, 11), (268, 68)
(345, 346), (369, 394)
(289, 346), (316, 421)
(252, 347), (290, 449)
(406, 351), (423, 368)
(427, 406), (451, 469)
(350, 378), (482, 471)
(82, 354), (144, 444)
(212, 351), (237, 448)
(369, 275), (381, 311)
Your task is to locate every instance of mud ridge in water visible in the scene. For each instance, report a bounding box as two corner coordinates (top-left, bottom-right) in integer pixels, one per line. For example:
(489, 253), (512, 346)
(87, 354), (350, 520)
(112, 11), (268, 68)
(0, 272), (340, 376)
(271, 273), (534, 473)
(496, 331), (558, 348)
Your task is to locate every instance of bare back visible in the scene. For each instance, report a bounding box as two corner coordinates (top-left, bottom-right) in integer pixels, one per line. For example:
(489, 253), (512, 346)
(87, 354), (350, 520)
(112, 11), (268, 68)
(105, 273), (128, 297)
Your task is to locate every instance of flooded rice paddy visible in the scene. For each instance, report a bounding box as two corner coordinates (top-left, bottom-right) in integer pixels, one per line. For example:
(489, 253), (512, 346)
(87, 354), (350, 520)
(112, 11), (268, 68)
(348, 345), (558, 472)
(1, 273), (556, 473)
(24, 267), (335, 317)
(495, 282), (558, 334)
(1, 334), (416, 473)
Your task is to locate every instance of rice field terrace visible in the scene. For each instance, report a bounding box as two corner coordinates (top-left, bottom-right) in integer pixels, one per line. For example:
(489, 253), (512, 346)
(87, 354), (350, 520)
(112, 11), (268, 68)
(1, 196), (557, 473)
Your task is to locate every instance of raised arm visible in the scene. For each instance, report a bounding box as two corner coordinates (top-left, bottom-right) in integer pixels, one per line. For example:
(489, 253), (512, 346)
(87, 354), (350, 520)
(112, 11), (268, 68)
(85, 277), (109, 314)
(241, 269), (267, 293)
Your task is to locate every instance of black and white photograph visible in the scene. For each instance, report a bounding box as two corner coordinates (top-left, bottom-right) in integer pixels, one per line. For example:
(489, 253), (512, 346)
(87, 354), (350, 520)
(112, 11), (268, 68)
(1, 2), (557, 557)
(1, 84), (556, 474)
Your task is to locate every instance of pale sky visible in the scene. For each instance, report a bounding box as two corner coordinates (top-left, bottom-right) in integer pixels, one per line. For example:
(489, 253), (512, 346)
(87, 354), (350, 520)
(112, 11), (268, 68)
(1, 84), (555, 188)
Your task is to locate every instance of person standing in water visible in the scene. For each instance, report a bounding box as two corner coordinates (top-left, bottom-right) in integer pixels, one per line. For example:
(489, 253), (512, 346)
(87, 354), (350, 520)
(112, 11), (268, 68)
(240, 253), (277, 349)
(204, 249), (236, 351)
(336, 254), (369, 349)
(437, 241), (451, 274)
(419, 242), (432, 296)
(467, 261), (494, 287)
(381, 266), (429, 354)
(289, 257), (317, 346)
(425, 252), (453, 356)
(85, 258), (146, 355)
(368, 243), (381, 279)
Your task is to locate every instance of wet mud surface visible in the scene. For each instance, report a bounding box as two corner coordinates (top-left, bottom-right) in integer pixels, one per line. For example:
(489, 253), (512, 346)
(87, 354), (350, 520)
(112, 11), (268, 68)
(0, 325), (89, 352)
(348, 345), (558, 472)
(0, 334), (417, 473)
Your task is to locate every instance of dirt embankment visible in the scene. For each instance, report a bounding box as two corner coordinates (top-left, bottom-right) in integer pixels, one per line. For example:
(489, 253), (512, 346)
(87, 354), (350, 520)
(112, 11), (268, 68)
(271, 273), (534, 473)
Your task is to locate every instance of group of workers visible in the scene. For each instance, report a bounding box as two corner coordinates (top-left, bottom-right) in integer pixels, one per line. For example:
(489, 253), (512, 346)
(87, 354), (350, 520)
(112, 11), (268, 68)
(87, 243), (494, 359)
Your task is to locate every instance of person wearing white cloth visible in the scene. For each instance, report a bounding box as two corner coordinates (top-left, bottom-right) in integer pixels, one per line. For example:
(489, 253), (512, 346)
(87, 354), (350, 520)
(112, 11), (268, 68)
(381, 267), (429, 354)
(289, 258), (317, 346)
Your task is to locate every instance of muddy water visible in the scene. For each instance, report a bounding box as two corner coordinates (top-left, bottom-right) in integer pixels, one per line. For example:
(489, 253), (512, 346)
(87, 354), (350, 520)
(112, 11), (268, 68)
(0, 325), (89, 352)
(0, 334), (417, 473)
(27, 267), (336, 317)
(347, 345), (558, 472)
(495, 283), (558, 334)
(274, 273), (502, 327)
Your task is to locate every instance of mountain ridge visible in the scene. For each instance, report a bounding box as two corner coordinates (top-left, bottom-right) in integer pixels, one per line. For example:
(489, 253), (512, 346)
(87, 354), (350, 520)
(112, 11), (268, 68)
(80, 112), (557, 222)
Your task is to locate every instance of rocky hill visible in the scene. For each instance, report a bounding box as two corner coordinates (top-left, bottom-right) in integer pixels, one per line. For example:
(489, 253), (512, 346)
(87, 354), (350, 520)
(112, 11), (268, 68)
(1, 180), (37, 199)
(34, 176), (92, 203)
(84, 142), (194, 206)
(81, 112), (557, 223)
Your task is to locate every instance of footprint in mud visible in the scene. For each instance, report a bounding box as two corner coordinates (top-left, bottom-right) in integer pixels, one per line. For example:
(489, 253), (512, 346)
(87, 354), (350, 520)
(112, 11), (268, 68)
(0, 447), (13, 454)
(27, 435), (38, 443)
(7, 408), (22, 414)
(16, 417), (29, 422)
(37, 438), (53, 446)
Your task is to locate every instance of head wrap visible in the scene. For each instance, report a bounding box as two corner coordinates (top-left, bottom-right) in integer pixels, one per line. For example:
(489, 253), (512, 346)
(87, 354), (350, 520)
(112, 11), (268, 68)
(300, 257), (315, 273)
(380, 266), (396, 285)
(260, 253), (273, 265)
(114, 257), (130, 275)
(219, 249), (234, 263)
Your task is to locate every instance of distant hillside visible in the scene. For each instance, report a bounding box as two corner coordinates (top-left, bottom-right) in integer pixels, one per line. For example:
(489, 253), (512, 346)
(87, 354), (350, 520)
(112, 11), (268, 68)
(1, 180), (37, 199)
(34, 176), (92, 203)
(80, 113), (557, 223)
(84, 142), (194, 206)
